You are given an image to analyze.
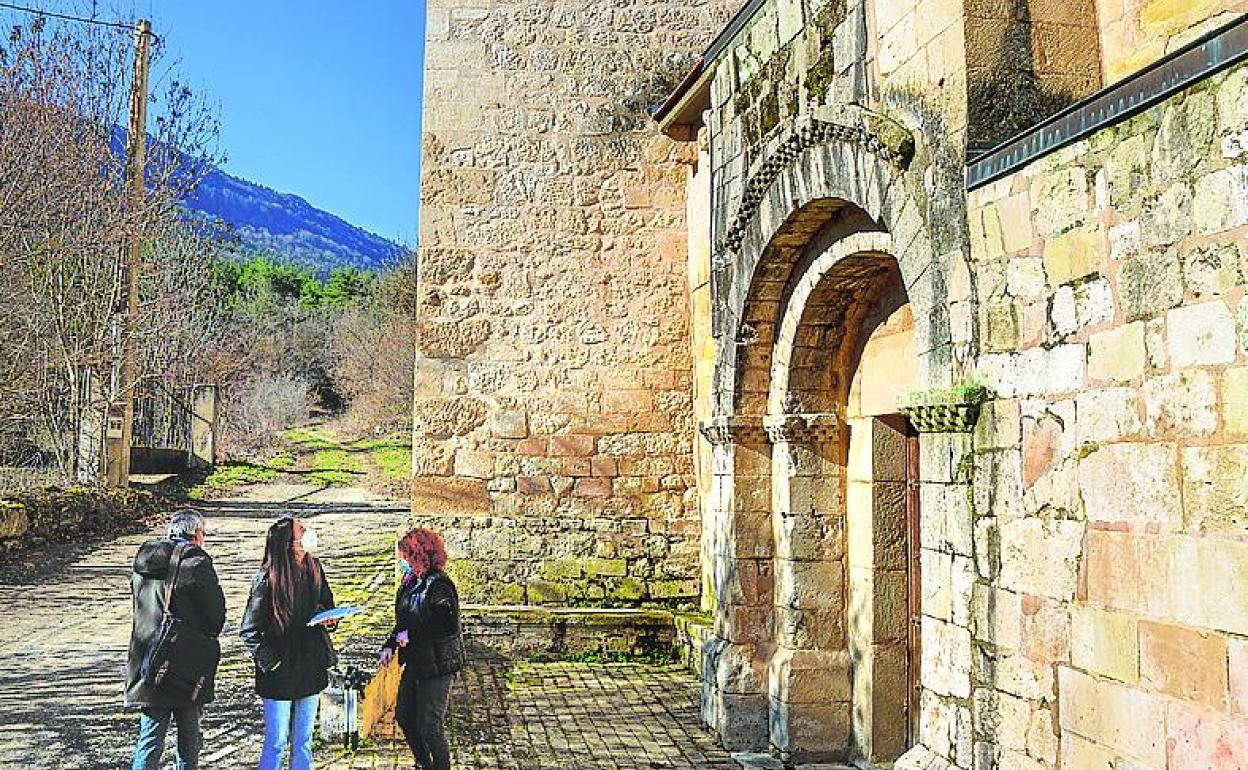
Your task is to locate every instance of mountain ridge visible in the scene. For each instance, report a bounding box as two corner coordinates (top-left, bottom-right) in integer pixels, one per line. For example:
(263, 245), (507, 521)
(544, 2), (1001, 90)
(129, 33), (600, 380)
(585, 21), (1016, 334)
(184, 165), (406, 272)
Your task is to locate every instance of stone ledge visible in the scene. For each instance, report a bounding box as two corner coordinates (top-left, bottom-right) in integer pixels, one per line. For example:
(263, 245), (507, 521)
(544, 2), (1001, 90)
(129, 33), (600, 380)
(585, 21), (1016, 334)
(463, 604), (714, 663)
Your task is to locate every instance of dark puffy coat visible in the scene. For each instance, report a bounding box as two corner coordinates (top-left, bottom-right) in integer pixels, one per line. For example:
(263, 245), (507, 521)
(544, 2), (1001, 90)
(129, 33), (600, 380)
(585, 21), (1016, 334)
(384, 570), (466, 679)
(125, 538), (226, 709)
(239, 559), (336, 700)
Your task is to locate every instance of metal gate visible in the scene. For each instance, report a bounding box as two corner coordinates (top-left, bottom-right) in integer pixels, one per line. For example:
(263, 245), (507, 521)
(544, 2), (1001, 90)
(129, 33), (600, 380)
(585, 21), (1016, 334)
(131, 379), (195, 451)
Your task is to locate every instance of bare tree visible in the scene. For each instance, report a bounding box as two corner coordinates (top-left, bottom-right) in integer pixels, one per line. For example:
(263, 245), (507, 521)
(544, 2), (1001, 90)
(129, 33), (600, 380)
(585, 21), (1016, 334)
(0, 15), (222, 476)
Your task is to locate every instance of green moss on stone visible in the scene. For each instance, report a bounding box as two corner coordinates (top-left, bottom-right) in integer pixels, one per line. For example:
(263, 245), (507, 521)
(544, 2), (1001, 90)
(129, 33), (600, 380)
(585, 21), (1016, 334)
(583, 557), (628, 577)
(542, 559), (584, 581)
(610, 577), (647, 601)
(526, 580), (567, 605)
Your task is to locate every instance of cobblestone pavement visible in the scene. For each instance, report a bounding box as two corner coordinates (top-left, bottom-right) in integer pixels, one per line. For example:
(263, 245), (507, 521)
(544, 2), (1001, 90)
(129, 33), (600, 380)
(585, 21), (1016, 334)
(0, 485), (741, 770)
(322, 653), (738, 770)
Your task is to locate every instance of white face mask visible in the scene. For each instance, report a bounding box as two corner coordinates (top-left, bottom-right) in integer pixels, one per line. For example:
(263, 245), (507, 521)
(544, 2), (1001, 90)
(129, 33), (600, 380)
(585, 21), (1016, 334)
(300, 527), (319, 554)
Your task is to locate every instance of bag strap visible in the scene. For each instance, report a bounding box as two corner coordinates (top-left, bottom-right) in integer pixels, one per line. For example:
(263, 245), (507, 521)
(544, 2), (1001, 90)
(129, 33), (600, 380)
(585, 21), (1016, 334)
(163, 542), (188, 619)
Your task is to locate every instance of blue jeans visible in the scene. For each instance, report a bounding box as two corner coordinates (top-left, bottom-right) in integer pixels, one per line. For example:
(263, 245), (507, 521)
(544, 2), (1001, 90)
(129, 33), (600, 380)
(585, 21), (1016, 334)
(131, 704), (202, 770)
(259, 695), (319, 770)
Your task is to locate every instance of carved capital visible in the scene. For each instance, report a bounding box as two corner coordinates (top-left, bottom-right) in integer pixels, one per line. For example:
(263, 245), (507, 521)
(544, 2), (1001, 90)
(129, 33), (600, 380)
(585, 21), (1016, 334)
(699, 416), (768, 446)
(762, 412), (840, 444)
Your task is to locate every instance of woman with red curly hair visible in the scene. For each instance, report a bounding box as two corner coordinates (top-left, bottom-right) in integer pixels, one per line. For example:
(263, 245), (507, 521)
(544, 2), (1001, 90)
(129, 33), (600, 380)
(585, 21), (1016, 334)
(379, 528), (465, 770)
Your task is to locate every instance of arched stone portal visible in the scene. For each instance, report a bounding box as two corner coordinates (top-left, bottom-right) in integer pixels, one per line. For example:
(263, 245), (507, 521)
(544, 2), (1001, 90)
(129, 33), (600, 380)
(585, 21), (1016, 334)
(700, 113), (960, 768)
(763, 230), (921, 764)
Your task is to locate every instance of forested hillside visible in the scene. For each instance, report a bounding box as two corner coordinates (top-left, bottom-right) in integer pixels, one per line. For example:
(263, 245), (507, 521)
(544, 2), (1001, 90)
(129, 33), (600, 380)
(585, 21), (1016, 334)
(185, 165), (405, 272)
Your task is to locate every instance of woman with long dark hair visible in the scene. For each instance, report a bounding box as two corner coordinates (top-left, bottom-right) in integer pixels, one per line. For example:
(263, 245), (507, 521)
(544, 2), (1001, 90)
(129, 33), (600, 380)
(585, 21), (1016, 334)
(378, 528), (465, 770)
(240, 516), (336, 770)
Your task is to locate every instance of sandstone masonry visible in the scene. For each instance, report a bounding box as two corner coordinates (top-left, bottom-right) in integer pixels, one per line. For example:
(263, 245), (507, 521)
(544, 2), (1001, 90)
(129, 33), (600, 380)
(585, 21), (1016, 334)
(417, 1), (737, 606)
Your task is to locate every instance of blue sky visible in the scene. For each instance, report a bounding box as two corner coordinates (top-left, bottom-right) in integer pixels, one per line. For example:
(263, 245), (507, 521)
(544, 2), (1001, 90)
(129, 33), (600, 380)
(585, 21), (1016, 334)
(140, 0), (426, 246)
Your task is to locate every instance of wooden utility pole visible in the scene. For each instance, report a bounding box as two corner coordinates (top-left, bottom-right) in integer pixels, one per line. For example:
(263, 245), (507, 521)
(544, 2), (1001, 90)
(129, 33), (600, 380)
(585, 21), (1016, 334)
(104, 18), (151, 487)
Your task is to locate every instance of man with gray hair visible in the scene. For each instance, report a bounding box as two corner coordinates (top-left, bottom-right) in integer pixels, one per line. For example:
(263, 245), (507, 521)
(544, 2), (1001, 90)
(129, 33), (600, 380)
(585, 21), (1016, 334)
(125, 509), (226, 770)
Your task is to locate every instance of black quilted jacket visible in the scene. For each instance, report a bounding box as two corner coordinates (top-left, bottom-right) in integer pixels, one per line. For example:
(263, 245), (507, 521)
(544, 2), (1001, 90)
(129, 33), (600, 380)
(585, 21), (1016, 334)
(384, 569), (466, 679)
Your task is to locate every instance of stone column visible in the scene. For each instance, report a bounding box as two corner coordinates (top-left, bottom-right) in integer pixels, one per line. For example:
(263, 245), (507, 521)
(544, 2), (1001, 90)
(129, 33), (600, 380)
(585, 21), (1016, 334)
(699, 416), (773, 752)
(764, 412), (852, 763)
(846, 415), (911, 763)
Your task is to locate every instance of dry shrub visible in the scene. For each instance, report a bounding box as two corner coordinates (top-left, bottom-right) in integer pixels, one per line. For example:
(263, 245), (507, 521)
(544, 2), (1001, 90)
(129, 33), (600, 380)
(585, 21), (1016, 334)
(330, 256), (415, 434)
(219, 374), (312, 458)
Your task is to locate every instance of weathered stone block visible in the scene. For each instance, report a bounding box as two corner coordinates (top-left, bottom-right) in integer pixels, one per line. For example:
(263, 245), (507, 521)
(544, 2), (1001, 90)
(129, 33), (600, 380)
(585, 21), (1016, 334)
(1042, 227), (1103, 286)
(489, 409), (528, 439)
(584, 557), (628, 578)
(418, 318), (492, 358)
(1167, 300), (1239, 368)
(1075, 387), (1142, 443)
(1087, 322), (1146, 383)
(1106, 133), (1151, 210)
(1167, 702), (1248, 769)
(1233, 364), (1248, 431)
(412, 476), (491, 515)
(1057, 666), (1166, 768)
(1081, 442), (1182, 524)
(768, 647), (851, 705)
(921, 617), (972, 699)
(1181, 444), (1248, 534)
(1030, 168), (1090, 236)
(999, 517), (1083, 600)
(1071, 605), (1138, 684)
(1142, 370), (1218, 437)
(549, 434), (596, 457)
(414, 397), (490, 438)
(1121, 248), (1183, 321)
(1231, 637), (1248, 717)
(454, 449), (494, 480)
(1192, 165), (1248, 235)
(573, 477), (611, 497)
(1139, 620), (1228, 709)
(1183, 243), (1243, 297)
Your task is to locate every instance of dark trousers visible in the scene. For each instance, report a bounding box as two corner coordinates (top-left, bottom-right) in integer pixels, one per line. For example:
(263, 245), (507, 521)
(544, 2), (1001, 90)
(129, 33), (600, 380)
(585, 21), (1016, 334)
(395, 667), (454, 770)
(131, 704), (202, 770)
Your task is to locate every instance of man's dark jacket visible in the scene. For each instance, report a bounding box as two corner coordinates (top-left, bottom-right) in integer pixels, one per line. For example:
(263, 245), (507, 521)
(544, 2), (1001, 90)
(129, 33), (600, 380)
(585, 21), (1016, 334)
(239, 561), (336, 700)
(385, 569), (466, 679)
(125, 538), (226, 709)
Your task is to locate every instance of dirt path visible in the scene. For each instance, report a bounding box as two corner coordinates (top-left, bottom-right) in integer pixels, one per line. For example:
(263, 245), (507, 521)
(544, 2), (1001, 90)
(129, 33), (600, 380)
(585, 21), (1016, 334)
(0, 481), (741, 770)
(0, 484), (407, 770)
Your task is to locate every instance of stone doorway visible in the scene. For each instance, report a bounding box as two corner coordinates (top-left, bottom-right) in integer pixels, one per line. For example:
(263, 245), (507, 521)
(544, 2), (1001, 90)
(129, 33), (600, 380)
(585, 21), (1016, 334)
(843, 271), (919, 766)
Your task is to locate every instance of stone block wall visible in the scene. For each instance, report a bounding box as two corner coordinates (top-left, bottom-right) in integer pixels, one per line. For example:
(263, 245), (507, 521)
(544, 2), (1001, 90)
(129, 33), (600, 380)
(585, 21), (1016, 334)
(1095, 0), (1248, 83)
(416, 1), (739, 606)
(965, 60), (1248, 769)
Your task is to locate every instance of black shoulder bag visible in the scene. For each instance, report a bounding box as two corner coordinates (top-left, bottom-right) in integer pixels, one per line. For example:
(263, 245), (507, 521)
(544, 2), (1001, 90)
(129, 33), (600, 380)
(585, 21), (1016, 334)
(139, 543), (218, 701)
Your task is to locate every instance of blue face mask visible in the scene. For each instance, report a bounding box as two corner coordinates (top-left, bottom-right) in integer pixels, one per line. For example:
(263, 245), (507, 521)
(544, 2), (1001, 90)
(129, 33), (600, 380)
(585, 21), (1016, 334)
(397, 558), (413, 577)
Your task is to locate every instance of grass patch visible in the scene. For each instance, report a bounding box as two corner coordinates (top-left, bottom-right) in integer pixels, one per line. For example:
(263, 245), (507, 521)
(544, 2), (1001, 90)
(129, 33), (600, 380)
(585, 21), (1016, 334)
(352, 433), (410, 451)
(266, 451), (297, 470)
(308, 448), (362, 487)
(283, 427), (341, 451)
(560, 649), (678, 664)
(188, 462), (278, 499)
(370, 445), (412, 480)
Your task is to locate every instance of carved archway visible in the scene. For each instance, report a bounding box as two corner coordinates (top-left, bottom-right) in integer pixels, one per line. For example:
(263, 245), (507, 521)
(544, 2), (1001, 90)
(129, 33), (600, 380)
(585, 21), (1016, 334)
(700, 110), (959, 766)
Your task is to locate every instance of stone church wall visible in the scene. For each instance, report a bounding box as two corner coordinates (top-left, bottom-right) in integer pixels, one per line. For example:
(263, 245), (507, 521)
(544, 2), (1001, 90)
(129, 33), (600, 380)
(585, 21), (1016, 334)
(683, 1), (1248, 767)
(416, 1), (738, 606)
(966, 60), (1248, 770)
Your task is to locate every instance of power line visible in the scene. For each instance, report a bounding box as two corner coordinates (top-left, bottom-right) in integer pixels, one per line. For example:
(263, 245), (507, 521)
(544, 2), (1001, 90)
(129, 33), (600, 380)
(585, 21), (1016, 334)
(0, 1), (135, 31)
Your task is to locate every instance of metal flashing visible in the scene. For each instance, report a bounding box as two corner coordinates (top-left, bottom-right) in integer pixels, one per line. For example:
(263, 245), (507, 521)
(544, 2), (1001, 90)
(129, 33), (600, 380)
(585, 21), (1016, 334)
(967, 14), (1248, 190)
